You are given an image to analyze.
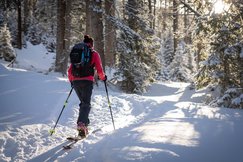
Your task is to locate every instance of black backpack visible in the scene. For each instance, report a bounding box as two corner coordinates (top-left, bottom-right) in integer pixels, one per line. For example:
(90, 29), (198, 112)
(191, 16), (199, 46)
(70, 43), (94, 77)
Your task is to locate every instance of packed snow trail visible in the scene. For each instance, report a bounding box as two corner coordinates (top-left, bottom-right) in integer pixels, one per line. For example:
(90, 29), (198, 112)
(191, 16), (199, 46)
(1, 64), (243, 162)
(67, 82), (243, 162)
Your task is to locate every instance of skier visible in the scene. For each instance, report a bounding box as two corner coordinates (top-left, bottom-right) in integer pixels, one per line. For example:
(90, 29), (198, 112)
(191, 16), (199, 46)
(68, 35), (106, 137)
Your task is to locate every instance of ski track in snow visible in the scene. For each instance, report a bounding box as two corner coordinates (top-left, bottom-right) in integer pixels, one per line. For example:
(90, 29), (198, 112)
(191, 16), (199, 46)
(1, 63), (243, 162)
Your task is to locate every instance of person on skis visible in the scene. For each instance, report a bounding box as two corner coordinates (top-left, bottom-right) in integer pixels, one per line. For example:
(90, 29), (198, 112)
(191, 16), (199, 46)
(68, 35), (106, 138)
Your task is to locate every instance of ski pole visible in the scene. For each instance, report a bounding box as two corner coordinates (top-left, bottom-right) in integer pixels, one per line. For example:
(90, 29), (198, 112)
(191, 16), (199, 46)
(49, 87), (74, 135)
(104, 81), (115, 130)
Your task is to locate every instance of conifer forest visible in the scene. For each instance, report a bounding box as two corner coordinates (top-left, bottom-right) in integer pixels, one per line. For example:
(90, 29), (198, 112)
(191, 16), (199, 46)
(0, 0), (242, 108)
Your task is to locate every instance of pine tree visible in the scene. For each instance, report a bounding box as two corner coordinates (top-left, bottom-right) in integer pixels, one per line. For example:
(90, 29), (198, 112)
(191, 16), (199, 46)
(0, 24), (16, 62)
(195, 1), (243, 108)
(115, 0), (160, 93)
(29, 0), (56, 49)
(27, 21), (42, 45)
(168, 41), (192, 82)
(160, 29), (174, 80)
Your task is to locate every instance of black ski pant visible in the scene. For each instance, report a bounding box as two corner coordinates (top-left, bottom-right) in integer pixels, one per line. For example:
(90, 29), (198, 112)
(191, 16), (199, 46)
(72, 80), (93, 126)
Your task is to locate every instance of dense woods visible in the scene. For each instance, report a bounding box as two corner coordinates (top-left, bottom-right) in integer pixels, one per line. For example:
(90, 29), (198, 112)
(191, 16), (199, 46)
(0, 0), (242, 108)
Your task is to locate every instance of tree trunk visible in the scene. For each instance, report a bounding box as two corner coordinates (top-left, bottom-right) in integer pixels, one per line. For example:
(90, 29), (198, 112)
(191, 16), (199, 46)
(17, 0), (22, 49)
(153, 0), (156, 29)
(240, 54), (243, 108)
(183, 0), (190, 43)
(55, 0), (66, 75)
(196, 42), (202, 70)
(183, 0), (193, 72)
(23, 0), (31, 35)
(105, 0), (116, 66)
(2, 0), (9, 24)
(148, 0), (153, 28)
(85, 0), (92, 35)
(163, 0), (167, 31)
(122, 0), (126, 19)
(63, 0), (72, 74)
(91, 0), (105, 70)
(173, 0), (178, 55)
(50, 0), (56, 35)
(222, 54), (230, 92)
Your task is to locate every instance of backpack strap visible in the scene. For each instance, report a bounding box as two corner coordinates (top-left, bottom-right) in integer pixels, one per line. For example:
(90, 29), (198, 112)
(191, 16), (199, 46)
(78, 43), (93, 65)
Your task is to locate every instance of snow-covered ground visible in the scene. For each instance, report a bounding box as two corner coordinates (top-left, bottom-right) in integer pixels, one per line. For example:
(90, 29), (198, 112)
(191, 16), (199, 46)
(1, 43), (243, 162)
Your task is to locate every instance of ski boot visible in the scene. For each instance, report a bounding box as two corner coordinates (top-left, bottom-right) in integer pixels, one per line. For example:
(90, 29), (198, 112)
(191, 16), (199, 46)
(77, 122), (88, 138)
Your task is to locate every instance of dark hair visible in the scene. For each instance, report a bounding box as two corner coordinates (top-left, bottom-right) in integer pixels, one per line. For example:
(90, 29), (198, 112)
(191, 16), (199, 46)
(83, 35), (93, 47)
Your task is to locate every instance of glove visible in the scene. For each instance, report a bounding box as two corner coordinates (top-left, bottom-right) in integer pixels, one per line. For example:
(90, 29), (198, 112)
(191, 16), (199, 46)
(103, 75), (107, 82)
(98, 75), (107, 81)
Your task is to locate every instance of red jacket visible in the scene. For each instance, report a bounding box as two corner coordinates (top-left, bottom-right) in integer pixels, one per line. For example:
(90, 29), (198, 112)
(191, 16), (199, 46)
(68, 50), (105, 82)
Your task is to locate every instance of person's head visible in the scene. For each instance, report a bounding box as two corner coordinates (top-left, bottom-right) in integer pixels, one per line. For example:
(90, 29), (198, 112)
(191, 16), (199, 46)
(83, 35), (93, 47)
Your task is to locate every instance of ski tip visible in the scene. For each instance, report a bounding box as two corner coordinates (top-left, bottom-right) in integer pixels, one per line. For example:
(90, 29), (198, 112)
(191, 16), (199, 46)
(63, 145), (72, 150)
(66, 137), (84, 141)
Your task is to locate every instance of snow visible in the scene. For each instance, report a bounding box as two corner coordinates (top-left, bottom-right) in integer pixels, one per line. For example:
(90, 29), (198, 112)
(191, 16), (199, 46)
(14, 42), (55, 72)
(1, 43), (243, 162)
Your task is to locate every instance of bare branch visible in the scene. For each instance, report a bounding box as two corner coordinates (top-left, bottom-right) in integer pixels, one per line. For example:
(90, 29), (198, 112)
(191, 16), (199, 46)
(179, 0), (201, 17)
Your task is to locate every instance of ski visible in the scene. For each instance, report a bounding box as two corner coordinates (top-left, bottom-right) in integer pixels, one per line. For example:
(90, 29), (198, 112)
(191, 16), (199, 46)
(63, 136), (85, 149)
(62, 128), (102, 150)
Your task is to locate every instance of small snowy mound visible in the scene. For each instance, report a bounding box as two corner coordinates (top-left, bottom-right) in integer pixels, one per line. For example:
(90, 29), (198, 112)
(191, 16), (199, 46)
(15, 42), (55, 73)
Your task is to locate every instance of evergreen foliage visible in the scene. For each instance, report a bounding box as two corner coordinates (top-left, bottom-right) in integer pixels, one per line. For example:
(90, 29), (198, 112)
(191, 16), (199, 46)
(27, 0), (56, 51)
(0, 24), (16, 62)
(27, 20), (43, 45)
(159, 29), (174, 80)
(195, 1), (243, 108)
(162, 30), (174, 68)
(115, 0), (160, 93)
(168, 41), (192, 82)
(0, 0), (242, 108)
